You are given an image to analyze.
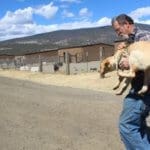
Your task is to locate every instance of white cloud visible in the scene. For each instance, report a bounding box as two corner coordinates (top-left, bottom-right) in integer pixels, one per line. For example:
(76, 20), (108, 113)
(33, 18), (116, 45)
(16, 0), (27, 2)
(0, 2), (59, 41)
(60, 4), (69, 9)
(137, 20), (150, 24)
(97, 17), (111, 26)
(0, 23), (58, 41)
(79, 8), (92, 18)
(57, 20), (96, 29)
(34, 2), (58, 19)
(60, 0), (81, 3)
(0, 7), (33, 24)
(0, 5), (150, 41)
(62, 10), (74, 18)
(129, 7), (150, 24)
(129, 7), (150, 20)
(0, 2), (59, 25)
(0, 18), (109, 41)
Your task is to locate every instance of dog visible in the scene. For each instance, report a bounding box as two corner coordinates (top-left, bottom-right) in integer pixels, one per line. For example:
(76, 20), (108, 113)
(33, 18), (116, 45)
(100, 41), (150, 95)
(100, 53), (131, 95)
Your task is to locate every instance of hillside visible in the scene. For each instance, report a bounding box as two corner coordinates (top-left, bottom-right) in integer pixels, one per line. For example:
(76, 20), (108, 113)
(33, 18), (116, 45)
(0, 23), (150, 56)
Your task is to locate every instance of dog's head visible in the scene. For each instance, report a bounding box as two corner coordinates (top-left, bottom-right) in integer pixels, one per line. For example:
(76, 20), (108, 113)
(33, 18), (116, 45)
(100, 57), (114, 78)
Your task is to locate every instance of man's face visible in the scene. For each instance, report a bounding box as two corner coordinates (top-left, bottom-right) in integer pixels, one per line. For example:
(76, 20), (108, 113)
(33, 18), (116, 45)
(113, 20), (129, 38)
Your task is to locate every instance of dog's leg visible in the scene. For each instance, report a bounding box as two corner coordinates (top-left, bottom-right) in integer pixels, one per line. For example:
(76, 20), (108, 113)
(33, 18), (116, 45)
(115, 78), (131, 95)
(138, 69), (149, 95)
(113, 76), (124, 90)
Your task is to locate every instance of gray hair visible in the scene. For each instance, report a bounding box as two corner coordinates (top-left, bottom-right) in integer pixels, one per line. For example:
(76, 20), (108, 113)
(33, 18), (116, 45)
(111, 14), (134, 26)
(111, 16), (117, 26)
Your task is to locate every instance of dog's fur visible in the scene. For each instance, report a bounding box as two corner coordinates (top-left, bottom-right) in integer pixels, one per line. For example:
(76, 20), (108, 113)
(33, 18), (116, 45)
(99, 56), (116, 78)
(100, 41), (150, 95)
(100, 53), (131, 95)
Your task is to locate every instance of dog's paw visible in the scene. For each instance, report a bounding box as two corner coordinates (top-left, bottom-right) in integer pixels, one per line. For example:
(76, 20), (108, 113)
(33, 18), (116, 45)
(113, 86), (119, 90)
(138, 86), (148, 95)
(115, 91), (123, 95)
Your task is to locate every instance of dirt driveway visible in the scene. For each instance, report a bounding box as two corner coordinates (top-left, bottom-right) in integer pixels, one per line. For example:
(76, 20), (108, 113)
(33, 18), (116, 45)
(0, 75), (124, 150)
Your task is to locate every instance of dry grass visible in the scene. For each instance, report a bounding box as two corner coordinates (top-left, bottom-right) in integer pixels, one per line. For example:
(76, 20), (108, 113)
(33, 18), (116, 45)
(0, 69), (129, 94)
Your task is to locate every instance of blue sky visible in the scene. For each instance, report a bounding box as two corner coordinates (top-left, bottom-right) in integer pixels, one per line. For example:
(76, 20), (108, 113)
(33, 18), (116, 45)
(0, 0), (150, 41)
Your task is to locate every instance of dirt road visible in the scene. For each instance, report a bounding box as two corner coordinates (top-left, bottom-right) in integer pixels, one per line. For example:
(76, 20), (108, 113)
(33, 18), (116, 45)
(0, 77), (124, 150)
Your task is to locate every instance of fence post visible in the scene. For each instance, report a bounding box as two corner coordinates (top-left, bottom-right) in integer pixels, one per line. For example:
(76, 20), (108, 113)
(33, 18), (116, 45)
(86, 51), (88, 72)
(39, 55), (43, 72)
(99, 47), (104, 61)
(65, 52), (70, 75)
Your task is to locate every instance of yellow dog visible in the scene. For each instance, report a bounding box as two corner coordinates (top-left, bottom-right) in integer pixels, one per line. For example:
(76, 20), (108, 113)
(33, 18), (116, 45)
(100, 41), (150, 95)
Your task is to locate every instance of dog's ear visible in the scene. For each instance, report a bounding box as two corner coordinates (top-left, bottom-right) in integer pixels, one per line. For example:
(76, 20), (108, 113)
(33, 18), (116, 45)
(105, 61), (111, 68)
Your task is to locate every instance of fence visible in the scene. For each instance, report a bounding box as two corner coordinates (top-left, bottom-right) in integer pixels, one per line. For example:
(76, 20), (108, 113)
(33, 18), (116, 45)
(0, 50), (110, 74)
(0, 58), (100, 75)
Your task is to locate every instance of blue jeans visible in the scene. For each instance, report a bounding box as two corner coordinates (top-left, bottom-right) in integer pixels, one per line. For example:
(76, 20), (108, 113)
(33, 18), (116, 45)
(119, 92), (150, 150)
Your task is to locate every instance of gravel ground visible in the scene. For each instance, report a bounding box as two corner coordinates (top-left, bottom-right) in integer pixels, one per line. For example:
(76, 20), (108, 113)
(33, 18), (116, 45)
(0, 74), (124, 150)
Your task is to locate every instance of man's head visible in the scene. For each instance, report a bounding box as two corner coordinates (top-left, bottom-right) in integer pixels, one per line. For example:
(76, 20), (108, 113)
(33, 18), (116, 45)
(112, 14), (134, 38)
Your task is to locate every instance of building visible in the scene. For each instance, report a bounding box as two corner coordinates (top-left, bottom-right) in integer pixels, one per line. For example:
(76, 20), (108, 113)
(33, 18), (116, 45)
(0, 42), (114, 73)
(58, 43), (114, 63)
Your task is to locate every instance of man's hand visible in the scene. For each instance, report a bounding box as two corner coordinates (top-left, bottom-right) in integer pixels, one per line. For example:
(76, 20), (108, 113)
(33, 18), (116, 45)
(117, 42), (126, 50)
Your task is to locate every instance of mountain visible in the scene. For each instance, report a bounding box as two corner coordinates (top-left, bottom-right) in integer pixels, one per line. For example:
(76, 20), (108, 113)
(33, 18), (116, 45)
(0, 23), (150, 56)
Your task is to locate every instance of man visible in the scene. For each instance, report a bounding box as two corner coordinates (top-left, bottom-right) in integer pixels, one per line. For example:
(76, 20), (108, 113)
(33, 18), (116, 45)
(112, 14), (150, 149)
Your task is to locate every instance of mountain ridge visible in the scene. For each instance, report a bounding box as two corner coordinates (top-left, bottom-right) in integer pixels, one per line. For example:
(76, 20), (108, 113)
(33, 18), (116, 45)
(0, 23), (150, 55)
